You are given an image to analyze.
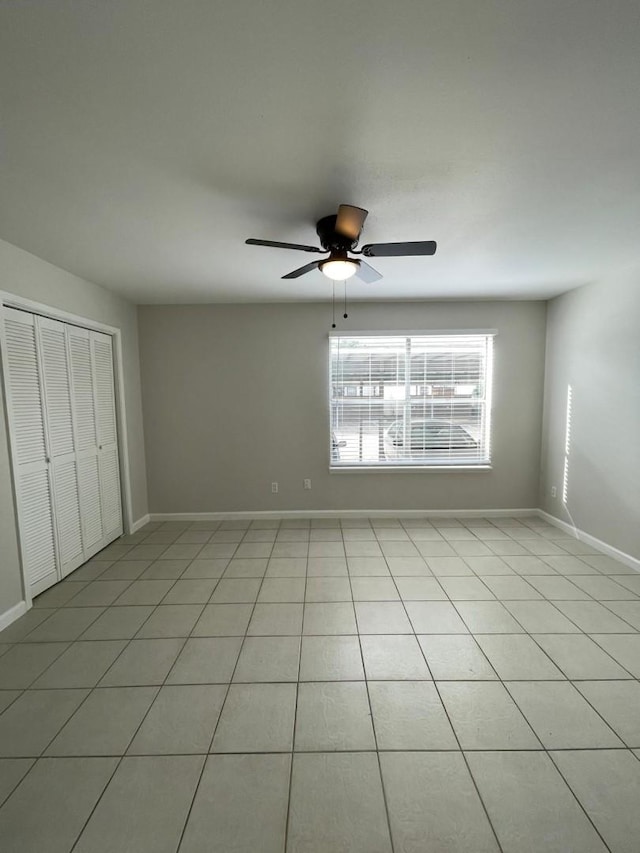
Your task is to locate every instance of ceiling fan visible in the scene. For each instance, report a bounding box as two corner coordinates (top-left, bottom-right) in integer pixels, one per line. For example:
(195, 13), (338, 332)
(246, 204), (437, 282)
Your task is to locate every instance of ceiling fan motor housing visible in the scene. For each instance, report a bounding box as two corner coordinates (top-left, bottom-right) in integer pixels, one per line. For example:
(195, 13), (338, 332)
(316, 215), (358, 253)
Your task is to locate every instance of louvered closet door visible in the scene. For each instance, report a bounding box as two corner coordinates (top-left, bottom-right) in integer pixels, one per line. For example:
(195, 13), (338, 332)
(92, 332), (123, 540)
(1, 308), (58, 594)
(38, 316), (85, 578)
(67, 325), (105, 558)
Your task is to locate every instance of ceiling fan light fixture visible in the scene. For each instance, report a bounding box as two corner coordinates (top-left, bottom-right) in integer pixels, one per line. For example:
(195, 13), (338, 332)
(320, 258), (359, 281)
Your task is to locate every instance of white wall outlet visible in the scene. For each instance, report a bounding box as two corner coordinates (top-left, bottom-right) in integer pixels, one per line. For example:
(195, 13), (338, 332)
(271, 482), (279, 494)
(303, 479), (312, 490)
(550, 486), (557, 498)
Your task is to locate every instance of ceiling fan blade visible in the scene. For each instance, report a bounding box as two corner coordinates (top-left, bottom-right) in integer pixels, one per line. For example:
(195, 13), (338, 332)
(360, 240), (437, 258)
(282, 260), (322, 279)
(246, 238), (321, 253)
(354, 260), (383, 283)
(335, 205), (368, 241)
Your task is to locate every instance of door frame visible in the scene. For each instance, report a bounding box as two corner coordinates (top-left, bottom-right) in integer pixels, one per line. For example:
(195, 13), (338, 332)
(0, 291), (134, 606)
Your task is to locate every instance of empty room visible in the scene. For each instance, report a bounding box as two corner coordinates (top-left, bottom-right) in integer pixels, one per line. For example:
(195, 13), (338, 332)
(1, 2), (639, 852)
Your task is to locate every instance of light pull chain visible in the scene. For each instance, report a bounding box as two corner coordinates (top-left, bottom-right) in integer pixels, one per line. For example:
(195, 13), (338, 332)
(331, 282), (336, 328)
(331, 279), (350, 328)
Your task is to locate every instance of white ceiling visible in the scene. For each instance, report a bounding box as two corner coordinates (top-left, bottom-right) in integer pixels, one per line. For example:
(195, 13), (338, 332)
(1, 1), (640, 303)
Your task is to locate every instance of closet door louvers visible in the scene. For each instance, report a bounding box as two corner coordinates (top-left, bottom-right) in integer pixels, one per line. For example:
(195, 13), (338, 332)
(1, 308), (58, 594)
(38, 316), (84, 577)
(2, 307), (125, 597)
(92, 332), (122, 540)
(67, 325), (105, 558)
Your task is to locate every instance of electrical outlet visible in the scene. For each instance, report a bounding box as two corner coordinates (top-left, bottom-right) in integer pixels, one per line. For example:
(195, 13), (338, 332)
(271, 482), (279, 494)
(550, 486), (557, 498)
(303, 479), (312, 490)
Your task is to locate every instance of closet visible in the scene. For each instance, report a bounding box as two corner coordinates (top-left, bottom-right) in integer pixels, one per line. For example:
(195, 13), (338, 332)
(1, 307), (123, 597)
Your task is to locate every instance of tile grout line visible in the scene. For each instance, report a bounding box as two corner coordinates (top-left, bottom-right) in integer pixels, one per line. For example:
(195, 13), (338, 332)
(388, 519), (508, 853)
(544, 749), (615, 853)
(70, 520), (225, 853)
(282, 524), (309, 853)
(57, 543), (204, 849)
(60, 526), (224, 852)
(0, 745), (637, 761)
(65, 624), (195, 851)
(347, 524), (398, 853)
(173, 519), (284, 853)
(0, 755), (37, 811)
(0, 563), (184, 813)
(441, 547), (631, 763)
(504, 618), (640, 730)
(585, 632), (638, 679)
(415, 526), (618, 853)
(7, 600), (121, 694)
(478, 622), (629, 758)
(17, 676), (640, 690)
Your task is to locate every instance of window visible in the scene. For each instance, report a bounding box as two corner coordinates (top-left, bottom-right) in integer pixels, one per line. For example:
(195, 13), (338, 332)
(329, 333), (494, 468)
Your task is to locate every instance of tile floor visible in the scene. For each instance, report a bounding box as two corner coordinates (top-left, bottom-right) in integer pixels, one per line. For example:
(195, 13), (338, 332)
(1, 515), (639, 852)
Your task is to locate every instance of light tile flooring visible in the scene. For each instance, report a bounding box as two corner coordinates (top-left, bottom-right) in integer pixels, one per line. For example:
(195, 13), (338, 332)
(1, 515), (639, 852)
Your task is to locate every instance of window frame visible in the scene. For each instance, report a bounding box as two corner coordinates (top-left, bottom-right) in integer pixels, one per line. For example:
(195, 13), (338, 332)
(328, 330), (495, 472)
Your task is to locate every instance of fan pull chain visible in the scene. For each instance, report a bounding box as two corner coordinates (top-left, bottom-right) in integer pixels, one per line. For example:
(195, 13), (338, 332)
(343, 281), (348, 319)
(331, 282), (336, 328)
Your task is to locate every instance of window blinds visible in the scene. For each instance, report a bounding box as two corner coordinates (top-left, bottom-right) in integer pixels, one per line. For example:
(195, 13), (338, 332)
(329, 333), (494, 468)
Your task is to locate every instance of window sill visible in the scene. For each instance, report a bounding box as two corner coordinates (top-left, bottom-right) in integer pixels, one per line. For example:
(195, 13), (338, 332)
(329, 465), (493, 473)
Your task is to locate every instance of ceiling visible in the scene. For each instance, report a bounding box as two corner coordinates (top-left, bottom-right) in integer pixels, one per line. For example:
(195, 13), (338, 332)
(1, 0), (640, 303)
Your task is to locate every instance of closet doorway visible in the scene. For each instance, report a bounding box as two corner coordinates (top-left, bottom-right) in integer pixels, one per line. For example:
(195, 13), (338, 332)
(1, 298), (129, 600)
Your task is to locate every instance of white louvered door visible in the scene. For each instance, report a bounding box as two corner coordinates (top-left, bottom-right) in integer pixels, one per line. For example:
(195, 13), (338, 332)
(68, 325), (105, 558)
(2, 307), (124, 596)
(92, 332), (123, 542)
(38, 316), (84, 578)
(1, 308), (58, 594)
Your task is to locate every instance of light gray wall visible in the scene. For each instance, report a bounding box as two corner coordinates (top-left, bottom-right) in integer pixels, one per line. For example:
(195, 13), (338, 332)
(0, 239), (148, 613)
(540, 273), (640, 559)
(138, 300), (546, 514)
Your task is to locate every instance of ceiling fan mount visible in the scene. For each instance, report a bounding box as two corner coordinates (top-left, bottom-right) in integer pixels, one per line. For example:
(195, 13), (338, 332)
(315, 214), (358, 253)
(246, 204), (436, 282)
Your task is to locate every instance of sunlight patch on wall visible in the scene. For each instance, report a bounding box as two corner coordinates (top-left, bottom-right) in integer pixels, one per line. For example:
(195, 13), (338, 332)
(562, 384), (573, 505)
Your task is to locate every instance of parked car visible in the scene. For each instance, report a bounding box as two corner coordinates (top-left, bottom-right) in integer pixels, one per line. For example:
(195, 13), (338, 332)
(384, 419), (478, 460)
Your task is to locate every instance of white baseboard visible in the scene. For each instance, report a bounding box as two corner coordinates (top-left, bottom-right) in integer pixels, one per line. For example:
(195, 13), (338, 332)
(131, 514), (151, 533)
(149, 508), (539, 521)
(537, 510), (640, 573)
(0, 600), (29, 633)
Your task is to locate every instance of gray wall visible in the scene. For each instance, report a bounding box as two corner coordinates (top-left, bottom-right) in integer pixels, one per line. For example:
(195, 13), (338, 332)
(540, 273), (640, 559)
(138, 300), (546, 514)
(0, 239), (148, 613)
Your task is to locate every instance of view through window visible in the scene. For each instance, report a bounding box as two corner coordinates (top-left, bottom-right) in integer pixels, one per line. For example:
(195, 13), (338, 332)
(330, 333), (494, 468)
